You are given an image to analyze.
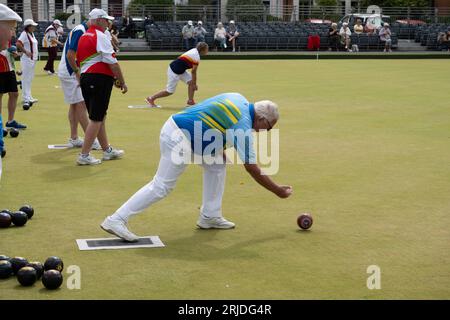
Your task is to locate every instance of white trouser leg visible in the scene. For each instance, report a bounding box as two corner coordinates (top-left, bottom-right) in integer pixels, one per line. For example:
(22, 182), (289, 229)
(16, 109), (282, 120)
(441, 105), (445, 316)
(200, 161), (226, 218)
(111, 118), (188, 222)
(21, 58), (35, 102)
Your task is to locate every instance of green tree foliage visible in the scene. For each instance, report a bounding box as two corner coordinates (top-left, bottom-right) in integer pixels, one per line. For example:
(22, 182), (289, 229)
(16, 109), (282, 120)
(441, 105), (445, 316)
(226, 0), (264, 21)
(129, 0), (173, 5)
(317, 0), (338, 6)
(188, 0), (214, 5)
(361, 0), (429, 7)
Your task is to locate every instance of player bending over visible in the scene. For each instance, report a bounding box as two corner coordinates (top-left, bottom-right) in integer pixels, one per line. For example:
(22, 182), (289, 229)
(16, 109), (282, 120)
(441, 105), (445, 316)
(145, 42), (209, 108)
(101, 92), (292, 242)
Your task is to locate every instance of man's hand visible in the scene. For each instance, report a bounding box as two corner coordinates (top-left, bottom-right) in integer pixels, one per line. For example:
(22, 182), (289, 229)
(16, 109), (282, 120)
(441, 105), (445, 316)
(25, 51), (32, 58)
(121, 83), (128, 94)
(276, 185), (293, 199)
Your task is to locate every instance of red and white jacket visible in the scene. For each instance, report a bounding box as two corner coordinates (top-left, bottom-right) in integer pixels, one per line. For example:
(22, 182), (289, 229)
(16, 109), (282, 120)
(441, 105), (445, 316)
(0, 42), (14, 73)
(76, 25), (117, 77)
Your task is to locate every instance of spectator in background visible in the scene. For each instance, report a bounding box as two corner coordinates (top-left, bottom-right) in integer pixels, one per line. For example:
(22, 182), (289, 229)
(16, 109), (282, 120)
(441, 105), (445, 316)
(214, 22), (227, 51)
(379, 23), (392, 52)
(144, 14), (154, 28)
(328, 23), (339, 51)
(354, 19), (364, 34)
(339, 22), (352, 52)
(122, 14), (134, 38)
(227, 20), (240, 52)
(107, 20), (120, 52)
(437, 32), (449, 51)
(182, 20), (195, 50)
(194, 21), (207, 45)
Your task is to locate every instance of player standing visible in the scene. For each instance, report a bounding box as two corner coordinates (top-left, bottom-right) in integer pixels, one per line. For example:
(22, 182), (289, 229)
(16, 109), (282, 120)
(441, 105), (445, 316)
(0, 4), (22, 176)
(57, 20), (100, 149)
(76, 9), (127, 165)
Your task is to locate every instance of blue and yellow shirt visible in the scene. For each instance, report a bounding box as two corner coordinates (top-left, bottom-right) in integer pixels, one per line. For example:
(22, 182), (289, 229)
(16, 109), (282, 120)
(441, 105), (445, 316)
(172, 93), (256, 163)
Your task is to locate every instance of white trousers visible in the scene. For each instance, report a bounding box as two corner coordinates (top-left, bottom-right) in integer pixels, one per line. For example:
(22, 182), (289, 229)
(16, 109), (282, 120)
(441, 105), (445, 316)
(112, 117), (226, 222)
(20, 57), (36, 102)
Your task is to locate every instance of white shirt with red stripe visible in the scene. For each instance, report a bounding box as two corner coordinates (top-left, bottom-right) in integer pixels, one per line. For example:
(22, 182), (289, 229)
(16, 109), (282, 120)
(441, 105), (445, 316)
(17, 31), (38, 61)
(169, 48), (200, 74)
(76, 25), (117, 77)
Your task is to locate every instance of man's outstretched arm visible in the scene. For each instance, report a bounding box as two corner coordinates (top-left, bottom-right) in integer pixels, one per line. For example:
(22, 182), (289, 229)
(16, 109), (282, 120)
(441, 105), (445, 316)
(244, 163), (292, 198)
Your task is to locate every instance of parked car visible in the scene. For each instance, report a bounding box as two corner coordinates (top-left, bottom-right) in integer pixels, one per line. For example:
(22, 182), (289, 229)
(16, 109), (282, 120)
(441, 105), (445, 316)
(304, 18), (333, 24)
(395, 19), (427, 26)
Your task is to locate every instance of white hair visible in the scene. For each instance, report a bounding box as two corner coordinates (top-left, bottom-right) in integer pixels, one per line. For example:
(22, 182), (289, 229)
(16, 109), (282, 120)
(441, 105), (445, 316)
(254, 100), (279, 124)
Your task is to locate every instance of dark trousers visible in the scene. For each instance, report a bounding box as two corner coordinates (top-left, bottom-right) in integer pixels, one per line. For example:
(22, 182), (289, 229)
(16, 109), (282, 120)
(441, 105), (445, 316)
(44, 47), (57, 73)
(328, 35), (339, 51)
(184, 38), (195, 50)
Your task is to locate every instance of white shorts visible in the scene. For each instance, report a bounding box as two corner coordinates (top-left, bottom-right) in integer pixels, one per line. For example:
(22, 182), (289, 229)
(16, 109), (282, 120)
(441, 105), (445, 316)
(166, 66), (192, 94)
(59, 76), (84, 105)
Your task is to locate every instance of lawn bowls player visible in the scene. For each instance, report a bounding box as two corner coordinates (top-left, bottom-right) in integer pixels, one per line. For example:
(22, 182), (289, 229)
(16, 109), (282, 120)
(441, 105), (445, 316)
(0, 4), (22, 180)
(16, 18), (39, 109)
(145, 42), (209, 108)
(76, 9), (127, 165)
(101, 92), (293, 242)
(58, 20), (101, 150)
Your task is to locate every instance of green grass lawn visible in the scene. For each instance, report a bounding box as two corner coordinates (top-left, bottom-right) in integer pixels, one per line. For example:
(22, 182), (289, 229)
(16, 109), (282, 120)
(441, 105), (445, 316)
(0, 59), (449, 299)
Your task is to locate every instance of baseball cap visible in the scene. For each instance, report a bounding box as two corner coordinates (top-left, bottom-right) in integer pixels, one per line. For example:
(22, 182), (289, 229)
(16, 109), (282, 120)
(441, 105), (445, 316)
(89, 8), (114, 20)
(198, 21), (202, 25)
(24, 19), (38, 27)
(188, 20), (193, 26)
(230, 20), (235, 24)
(53, 19), (62, 26)
(0, 4), (22, 22)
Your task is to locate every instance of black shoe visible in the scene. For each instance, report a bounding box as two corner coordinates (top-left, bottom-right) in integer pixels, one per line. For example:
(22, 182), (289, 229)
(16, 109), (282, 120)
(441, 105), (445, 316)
(23, 103), (30, 110)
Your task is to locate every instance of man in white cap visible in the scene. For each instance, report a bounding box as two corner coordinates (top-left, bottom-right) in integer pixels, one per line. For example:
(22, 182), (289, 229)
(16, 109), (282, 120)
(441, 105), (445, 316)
(0, 3), (22, 177)
(194, 20), (207, 45)
(43, 19), (64, 75)
(227, 20), (240, 52)
(339, 22), (352, 52)
(182, 20), (195, 50)
(379, 23), (392, 53)
(16, 18), (39, 109)
(75, 9), (127, 165)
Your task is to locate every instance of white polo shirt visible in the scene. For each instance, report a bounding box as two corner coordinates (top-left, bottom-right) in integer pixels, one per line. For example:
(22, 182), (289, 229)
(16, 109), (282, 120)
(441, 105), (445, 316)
(17, 31), (38, 61)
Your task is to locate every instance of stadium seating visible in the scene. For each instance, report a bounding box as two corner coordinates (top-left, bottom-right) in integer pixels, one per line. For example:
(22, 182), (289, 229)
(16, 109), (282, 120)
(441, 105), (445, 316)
(15, 19), (449, 52)
(413, 23), (450, 50)
(145, 21), (400, 52)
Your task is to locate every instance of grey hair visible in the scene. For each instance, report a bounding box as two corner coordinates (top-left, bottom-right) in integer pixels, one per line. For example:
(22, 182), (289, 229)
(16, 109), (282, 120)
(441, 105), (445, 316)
(254, 100), (279, 123)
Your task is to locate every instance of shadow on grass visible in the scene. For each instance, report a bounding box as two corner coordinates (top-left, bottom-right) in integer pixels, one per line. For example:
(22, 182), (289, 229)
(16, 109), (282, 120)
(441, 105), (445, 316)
(30, 150), (104, 182)
(137, 229), (285, 262)
(30, 149), (73, 164)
